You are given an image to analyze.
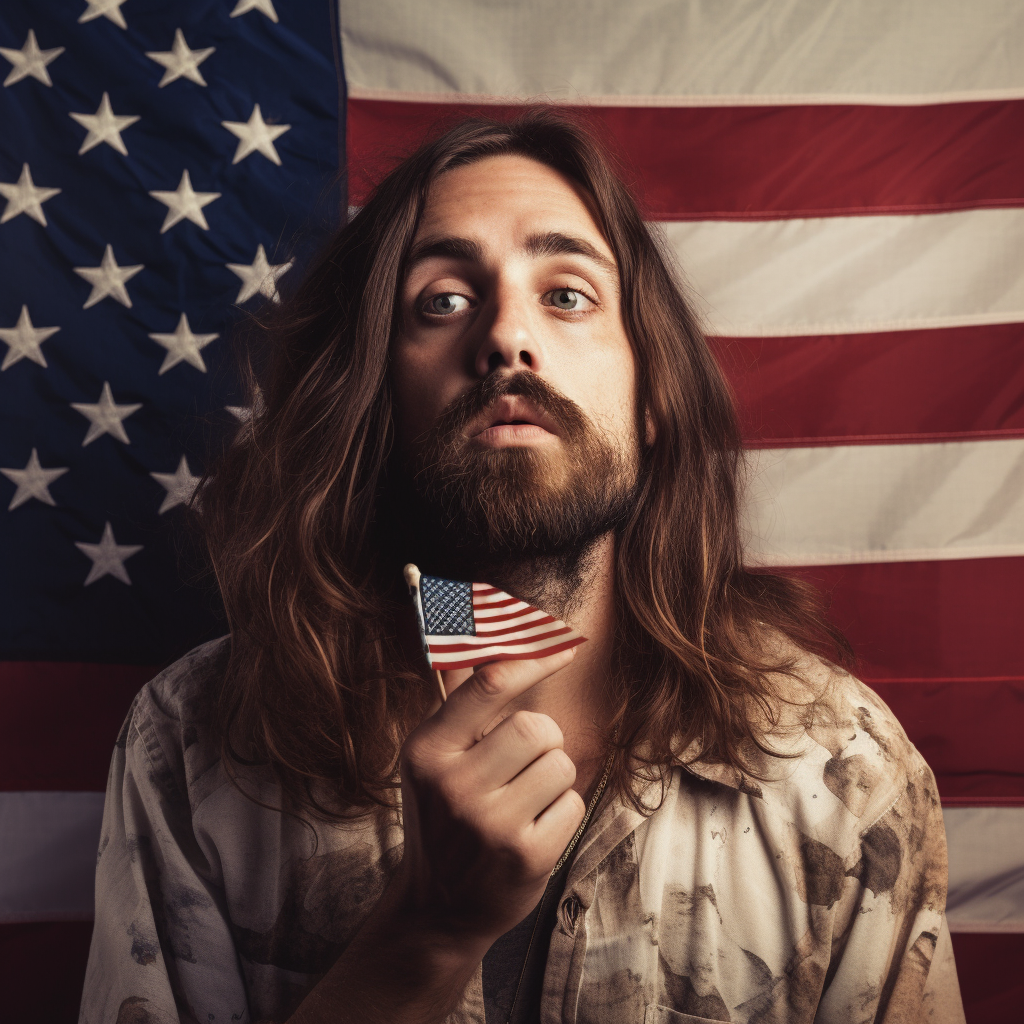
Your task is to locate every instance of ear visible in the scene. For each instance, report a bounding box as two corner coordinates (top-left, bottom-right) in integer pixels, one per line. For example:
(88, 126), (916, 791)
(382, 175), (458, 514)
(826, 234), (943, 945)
(644, 406), (656, 446)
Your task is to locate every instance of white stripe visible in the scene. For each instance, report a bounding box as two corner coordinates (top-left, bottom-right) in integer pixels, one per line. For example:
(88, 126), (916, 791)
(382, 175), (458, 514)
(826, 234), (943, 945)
(474, 600), (532, 620)
(0, 791), (103, 924)
(472, 590), (524, 607)
(473, 611), (548, 631)
(431, 633), (582, 663)
(1, 793), (1018, 930)
(660, 208), (1024, 337)
(945, 807), (1024, 933)
(429, 622), (566, 646)
(742, 439), (1024, 566)
(340, 0), (1024, 104)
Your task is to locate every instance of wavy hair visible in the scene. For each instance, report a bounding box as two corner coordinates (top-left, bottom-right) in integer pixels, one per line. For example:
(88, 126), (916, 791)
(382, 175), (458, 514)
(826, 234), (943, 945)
(198, 108), (851, 819)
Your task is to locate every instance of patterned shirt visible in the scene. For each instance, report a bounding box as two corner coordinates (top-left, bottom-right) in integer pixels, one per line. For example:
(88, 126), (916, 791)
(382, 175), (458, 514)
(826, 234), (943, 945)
(80, 636), (965, 1024)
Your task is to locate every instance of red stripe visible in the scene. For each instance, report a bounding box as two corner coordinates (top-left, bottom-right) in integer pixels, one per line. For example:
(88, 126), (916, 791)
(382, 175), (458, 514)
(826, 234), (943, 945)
(0, 922), (94, 1021)
(950, 933), (1024, 1024)
(472, 585), (499, 594)
(476, 615), (555, 637)
(0, 923), (1013, 1023)
(0, 662), (153, 792)
(711, 324), (1024, 448)
(430, 636), (585, 670)
(868, 680), (1024, 806)
(348, 98), (1024, 218)
(786, 558), (1024, 681)
(784, 558), (1024, 803)
(429, 626), (572, 653)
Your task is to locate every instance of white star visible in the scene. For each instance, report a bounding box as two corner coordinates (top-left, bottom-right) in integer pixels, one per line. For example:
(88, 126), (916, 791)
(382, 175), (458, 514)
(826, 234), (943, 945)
(230, 0), (279, 23)
(0, 163), (61, 226)
(222, 103), (290, 165)
(145, 28), (215, 88)
(1, 448), (68, 510)
(70, 92), (139, 156)
(78, 0), (130, 30)
(73, 244), (144, 308)
(0, 305), (60, 370)
(1, 29), (65, 87)
(226, 244), (293, 304)
(148, 313), (217, 374)
(148, 170), (220, 234)
(71, 381), (141, 446)
(151, 455), (201, 514)
(76, 521), (142, 586)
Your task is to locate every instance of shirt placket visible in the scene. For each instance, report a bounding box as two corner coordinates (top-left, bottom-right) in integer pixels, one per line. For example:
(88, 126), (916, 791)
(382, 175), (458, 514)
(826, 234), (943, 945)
(540, 800), (650, 1023)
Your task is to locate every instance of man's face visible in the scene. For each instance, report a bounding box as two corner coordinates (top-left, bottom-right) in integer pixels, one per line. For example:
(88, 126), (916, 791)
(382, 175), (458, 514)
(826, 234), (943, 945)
(391, 154), (641, 560)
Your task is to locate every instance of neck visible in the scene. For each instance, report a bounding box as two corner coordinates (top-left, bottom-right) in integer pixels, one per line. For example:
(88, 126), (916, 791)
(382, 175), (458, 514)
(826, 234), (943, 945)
(479, 533), (619, 799)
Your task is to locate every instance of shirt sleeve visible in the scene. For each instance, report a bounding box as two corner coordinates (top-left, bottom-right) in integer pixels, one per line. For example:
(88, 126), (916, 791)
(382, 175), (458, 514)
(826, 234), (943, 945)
(817, 759), (966, 1024)
(79, 690), (251, 1024)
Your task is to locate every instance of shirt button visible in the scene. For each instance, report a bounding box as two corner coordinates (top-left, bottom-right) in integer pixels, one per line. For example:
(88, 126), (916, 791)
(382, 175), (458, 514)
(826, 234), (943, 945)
(561, 894), (582, 933)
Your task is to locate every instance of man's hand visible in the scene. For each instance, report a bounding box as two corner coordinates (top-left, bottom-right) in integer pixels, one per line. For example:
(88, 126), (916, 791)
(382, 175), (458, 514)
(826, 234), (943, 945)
(394, 647), (586, 945)
(288, 648), (584, 1024)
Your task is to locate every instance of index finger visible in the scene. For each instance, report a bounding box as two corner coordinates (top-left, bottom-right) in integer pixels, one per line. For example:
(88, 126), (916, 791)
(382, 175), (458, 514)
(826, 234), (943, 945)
(427, 647), (576, 751)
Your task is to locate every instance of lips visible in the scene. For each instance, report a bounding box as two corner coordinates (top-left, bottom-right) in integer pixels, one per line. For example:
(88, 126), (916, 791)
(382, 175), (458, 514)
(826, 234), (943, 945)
(468, 395), (561, 438)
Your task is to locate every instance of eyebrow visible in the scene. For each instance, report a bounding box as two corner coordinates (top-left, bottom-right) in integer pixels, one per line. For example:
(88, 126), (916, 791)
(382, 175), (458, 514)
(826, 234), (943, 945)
(522, 231), (619, 279)
(404, 231), (619, 280)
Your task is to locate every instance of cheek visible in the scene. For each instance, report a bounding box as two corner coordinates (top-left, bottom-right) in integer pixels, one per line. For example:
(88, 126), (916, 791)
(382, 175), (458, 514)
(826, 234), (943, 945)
(390, 341), (461, 447)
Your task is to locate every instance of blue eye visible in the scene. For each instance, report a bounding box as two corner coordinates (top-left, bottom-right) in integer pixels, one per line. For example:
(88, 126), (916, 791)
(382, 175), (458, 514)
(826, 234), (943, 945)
(425, 293), (470, 315)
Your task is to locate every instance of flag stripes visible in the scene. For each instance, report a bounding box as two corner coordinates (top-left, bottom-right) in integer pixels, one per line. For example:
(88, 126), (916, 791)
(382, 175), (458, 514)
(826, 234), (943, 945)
(423, 581), (585, 669)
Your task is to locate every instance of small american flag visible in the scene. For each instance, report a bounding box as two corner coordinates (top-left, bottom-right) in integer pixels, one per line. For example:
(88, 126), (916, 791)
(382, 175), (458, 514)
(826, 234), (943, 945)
(404, 563), (587, 671)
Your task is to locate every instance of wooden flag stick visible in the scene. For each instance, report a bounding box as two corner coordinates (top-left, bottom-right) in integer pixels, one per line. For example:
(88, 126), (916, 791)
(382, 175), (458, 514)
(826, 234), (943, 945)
(435, 669), (447, 703)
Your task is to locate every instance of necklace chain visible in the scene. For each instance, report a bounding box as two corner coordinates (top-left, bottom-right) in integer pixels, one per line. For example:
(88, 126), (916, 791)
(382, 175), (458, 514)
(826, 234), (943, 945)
(549, 747), (615, 876)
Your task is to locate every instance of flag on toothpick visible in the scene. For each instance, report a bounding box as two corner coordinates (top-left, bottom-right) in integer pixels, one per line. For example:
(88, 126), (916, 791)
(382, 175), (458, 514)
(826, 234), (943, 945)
(404, 564), (587, 672)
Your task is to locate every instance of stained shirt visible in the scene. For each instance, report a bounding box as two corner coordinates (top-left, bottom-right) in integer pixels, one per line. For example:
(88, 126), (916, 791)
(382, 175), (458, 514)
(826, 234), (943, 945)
(79, 636), (965, 1024)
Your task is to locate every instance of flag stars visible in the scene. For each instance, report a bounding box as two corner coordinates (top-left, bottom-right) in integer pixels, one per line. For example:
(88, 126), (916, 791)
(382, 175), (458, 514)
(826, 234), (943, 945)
(70, 92), (140, 156)
(151, 456), (201, 514)
(78, 0), (130, 30)
(74, 244), (144, 308)
(146, 29), (215, 88)
(230, 0), (279, 23)
(0, 164), (61, 226)
(1, 449), (69, 510)
(222, 104), (290, 165)
(0, 306), (60, 370)
(149, 170), (221, 233)
(227, 244), (293, 304)
(1, 29), (65, 87)
(76, 522), (142, 586)
(71, 381), (141, 446)
(148, 313), (218, 374)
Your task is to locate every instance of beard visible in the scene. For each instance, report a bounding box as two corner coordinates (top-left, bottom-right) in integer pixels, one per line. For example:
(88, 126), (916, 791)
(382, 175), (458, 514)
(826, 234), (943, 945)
(388, 371), (640, 617)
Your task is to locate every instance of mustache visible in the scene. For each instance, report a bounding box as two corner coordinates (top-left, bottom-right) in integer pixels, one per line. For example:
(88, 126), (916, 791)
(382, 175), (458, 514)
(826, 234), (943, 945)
(419, 371), (591, 450)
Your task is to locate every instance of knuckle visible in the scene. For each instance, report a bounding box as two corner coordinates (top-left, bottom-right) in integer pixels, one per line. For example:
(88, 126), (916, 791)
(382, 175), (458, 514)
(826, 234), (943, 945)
(509, 710), (560, 748)
(468, 665), (505, 700)
(547, 747), (577, 783)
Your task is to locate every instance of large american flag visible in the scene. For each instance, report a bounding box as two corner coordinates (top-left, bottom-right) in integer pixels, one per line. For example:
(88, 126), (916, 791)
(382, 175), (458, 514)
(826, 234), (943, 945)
(1, 1), (1021, 1020)
(411, 570), (587, 671)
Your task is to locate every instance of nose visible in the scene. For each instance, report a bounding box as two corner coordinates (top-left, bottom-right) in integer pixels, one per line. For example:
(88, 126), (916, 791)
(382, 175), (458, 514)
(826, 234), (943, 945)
(473, 286), (544, 377)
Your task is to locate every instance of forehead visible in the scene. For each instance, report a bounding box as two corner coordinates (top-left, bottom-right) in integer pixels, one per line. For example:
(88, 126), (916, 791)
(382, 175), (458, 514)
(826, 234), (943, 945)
(413, 154), (610, 252)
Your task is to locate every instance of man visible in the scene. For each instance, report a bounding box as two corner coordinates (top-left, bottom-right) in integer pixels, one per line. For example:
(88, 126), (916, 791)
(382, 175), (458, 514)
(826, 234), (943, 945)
(81, 111), (964, 1024)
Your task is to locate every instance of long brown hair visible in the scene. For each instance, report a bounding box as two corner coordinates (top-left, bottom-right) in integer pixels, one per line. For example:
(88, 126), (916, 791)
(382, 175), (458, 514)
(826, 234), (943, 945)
(198, 108), (850, 819)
